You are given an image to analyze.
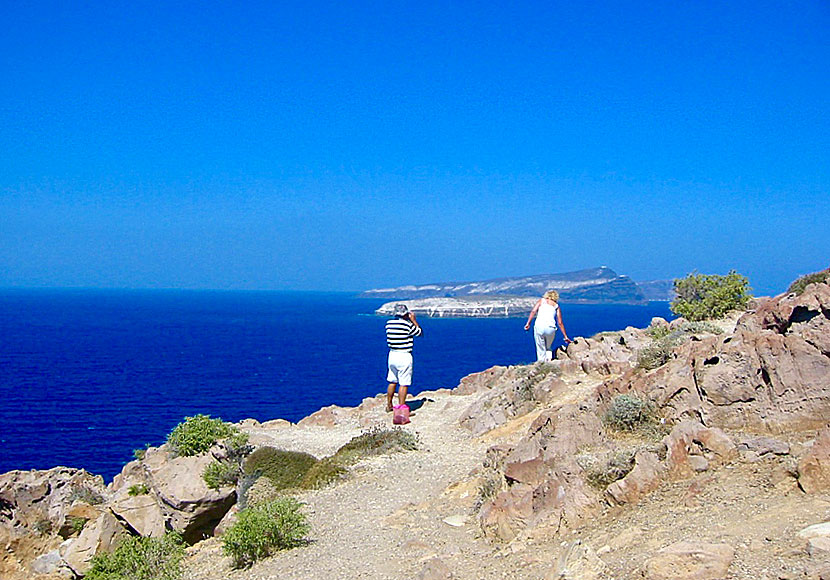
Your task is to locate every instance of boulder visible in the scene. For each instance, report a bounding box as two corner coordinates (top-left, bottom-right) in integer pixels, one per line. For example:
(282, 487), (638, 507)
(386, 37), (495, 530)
(61, 510), (129, 576)
(143, 447), (236, 543)
(798, 427), (830, 493)
(606, 449), (664, 506)
(547, 540), (612, 580)
(644, 541), (734, 580)
(110, 491), (167, 537)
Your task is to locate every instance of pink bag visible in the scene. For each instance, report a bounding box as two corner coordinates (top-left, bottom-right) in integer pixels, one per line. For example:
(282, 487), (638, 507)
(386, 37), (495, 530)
(392, 404), (410, 425)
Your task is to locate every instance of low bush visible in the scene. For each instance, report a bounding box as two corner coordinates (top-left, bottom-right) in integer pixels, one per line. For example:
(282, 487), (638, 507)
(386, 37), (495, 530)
(203, 460), (241, 490)
(787, 269), (830, 295)
(299, 456), (349, 490)
(603, 394), (656, 432)
(222, 497), (309, 568)
(637, 333), (683, 370)
(166, 414), (246, 457)
(671, 270), (752, 321)
(243, 447), (319, 491)
(69, 486), (105, 506)
(85, 532), (185, 580)
(578, 450), (636, 490)
(332, 426), (418, 465)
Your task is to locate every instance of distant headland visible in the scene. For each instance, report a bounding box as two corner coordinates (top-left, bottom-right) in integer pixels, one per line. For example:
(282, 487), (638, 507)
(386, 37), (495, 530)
(363, 266), (674, 317)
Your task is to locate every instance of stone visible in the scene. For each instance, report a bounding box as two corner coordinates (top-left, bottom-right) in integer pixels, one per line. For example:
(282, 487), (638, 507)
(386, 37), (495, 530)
(416, 557), (454, 579)
(30, 549), (62, 575)
(61, 510), (129, 576)
(644, 541), (734, 579)
(798, 428), (830, 493)
(109, 491), (167, 537)
(143, 447), (236, 543)
(546, 540), (611, 580)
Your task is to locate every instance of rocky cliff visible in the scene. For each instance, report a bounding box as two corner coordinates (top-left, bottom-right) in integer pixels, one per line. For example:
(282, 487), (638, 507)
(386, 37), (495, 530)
(3, 278), (830, 579)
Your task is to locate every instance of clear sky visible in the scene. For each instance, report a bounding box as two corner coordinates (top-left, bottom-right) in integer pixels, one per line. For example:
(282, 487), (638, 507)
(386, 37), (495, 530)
(2, 1), (828, 296)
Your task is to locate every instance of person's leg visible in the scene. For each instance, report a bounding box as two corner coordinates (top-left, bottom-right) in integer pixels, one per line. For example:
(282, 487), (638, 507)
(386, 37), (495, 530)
(386, 383), (396, 412)
(543, 327), (556, 361)
(398, 384), (409, 406)
(533, 328), (547, 362)
(386, 352), (399, 412)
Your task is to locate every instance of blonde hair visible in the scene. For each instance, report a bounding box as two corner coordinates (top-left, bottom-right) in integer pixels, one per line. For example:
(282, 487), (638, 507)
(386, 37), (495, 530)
(543, 290), (559, 302)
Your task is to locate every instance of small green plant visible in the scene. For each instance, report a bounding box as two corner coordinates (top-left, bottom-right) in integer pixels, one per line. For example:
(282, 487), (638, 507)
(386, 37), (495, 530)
(166, 414), (242, 457)
(203, 460), (241, 490)
(85, 532), (185, 580)
(69, 486), (105, 505)
(645, 323), (671, 340)
(474, 469), (503, 512)
(128, 484), (150, 496)
(678, 321), (723, 335)
(133, 444), (151, 461)
(787, 268), (830, 295)
(603, 394), (656, 432)
(67, 515), (88, 535)
(670, 270), (752, 321)
(332, 426), (418, 464)
(222, 497), (310, 568)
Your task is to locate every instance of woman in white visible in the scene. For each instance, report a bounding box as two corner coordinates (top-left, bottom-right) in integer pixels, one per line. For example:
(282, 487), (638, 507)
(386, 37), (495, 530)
(524, 290), (571, 362)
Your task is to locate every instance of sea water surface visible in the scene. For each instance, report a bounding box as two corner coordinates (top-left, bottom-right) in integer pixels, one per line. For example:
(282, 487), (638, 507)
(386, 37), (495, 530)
(0, 289), (673, 480)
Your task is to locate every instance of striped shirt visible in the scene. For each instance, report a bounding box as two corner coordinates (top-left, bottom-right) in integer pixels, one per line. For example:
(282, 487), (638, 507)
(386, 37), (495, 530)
(385, 317), (423, 352)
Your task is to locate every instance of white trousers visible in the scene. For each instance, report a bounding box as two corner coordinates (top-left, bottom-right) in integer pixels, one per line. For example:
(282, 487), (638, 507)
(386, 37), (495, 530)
(534, 325), (557, 362)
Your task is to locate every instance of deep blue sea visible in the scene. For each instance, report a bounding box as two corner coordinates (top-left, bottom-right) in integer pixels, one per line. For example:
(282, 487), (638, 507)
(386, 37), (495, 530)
(0, 289), (673, 481)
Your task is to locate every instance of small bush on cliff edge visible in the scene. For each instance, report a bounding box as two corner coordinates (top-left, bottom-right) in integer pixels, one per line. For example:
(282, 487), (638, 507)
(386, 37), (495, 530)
(86, 532), (185, 580)
(788, 268), (830, 295)
(166, 414), (247, 457)
(603, 394), (656, 432)
(670, 270), (752, 321)
(222, 497), (310, 568)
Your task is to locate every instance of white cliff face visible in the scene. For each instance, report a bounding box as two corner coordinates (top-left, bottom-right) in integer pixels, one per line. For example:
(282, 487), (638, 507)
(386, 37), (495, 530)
(376, 296), (538, 318)
(362, 266), (651, 304)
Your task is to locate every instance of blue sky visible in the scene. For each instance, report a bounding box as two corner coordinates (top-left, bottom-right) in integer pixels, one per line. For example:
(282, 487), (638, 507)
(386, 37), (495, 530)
(1, 1), (828, 295)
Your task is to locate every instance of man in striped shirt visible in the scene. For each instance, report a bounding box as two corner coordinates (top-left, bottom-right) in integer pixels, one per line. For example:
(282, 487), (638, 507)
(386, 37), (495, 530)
(385, 303), (423, 412)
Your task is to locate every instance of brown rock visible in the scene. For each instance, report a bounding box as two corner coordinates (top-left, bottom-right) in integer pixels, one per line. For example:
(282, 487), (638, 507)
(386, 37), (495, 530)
(798, 428), (830, 493)
(417, 557), (454, 579)
(61, 510), (129, 576)
(644, 541), (734, 580)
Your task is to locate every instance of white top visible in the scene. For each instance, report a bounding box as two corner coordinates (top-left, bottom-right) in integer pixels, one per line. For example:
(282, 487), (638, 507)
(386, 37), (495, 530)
(534, 300), (558, 330)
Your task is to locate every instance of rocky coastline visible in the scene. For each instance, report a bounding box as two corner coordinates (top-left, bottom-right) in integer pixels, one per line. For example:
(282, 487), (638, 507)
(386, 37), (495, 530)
(3, 278), (830, 579)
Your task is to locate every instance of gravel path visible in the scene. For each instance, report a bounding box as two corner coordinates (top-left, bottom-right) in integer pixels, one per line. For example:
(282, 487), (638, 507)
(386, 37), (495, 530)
(183, 388), (522, 579)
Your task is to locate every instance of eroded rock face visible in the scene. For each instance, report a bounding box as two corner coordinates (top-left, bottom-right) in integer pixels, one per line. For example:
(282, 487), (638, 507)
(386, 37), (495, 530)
(609, 284), (830, 434)
(0, 467), (107, 537)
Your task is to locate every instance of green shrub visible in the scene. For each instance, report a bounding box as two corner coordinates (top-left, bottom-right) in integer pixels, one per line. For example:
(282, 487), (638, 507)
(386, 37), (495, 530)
(332, 426), (418, 464)
(203, 460), (241, 490)
(128, 484), (149, 496)
(603, 394), (655, 432)
(85, 532), (185, 580)
(133, 444), (151, 461)
(243, 447), (319, 491)
(166, 414), (241, 457)
(67, 515), (88, 535)
(637, 333), (683, 370)
(579, 450), (636, 489)
(299, 456), (349, 490)
(678, 321), (723, 335)
(787, 269), (830, 295)
(671, 270), (752, 321)
(222, 497), (310, 568)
